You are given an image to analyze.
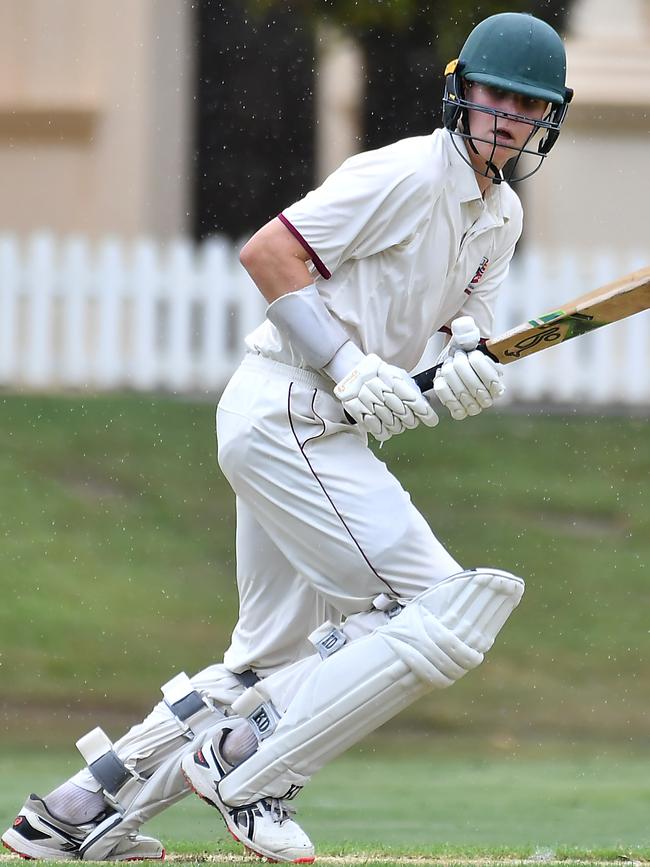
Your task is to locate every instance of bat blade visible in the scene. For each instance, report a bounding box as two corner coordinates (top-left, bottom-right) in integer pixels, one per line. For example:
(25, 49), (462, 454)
(487, 265), (650, 364)
(413, 265), (650, 393)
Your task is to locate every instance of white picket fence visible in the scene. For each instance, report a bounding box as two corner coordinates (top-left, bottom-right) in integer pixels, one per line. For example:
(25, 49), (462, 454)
(0, 232), (649, 405)
(0, 233), (266, 393)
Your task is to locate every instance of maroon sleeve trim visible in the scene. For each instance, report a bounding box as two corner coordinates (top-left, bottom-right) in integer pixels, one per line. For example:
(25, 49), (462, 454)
(277, 213), (332, 280)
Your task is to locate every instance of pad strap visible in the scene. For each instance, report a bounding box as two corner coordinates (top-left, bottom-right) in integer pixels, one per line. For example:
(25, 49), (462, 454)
(234, 668), (260, 689)
(161, 672), (213, 737)
(76, 728), (142, 810)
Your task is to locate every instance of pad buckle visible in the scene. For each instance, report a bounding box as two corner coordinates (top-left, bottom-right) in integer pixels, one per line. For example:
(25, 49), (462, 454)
(373, 593), (403, 619)
(308, 620), (347, 659)
(231, 686), (281, 741)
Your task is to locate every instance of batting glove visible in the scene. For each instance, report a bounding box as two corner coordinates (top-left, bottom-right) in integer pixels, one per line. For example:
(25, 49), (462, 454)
(435, 315), (482, 364)
(335, 354), (439, 443)
(433, 349), (505, 420)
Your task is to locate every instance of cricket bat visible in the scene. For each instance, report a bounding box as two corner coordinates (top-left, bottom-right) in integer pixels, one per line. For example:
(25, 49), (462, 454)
(413, 264), (650, 393)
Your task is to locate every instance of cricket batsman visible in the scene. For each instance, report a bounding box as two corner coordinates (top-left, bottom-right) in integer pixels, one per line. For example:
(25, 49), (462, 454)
(3, 12), (573, 863)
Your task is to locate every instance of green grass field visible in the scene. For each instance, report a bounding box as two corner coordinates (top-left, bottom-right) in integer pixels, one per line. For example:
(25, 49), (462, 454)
(2, 740), (650, 861)
(1, 393), (649, 863)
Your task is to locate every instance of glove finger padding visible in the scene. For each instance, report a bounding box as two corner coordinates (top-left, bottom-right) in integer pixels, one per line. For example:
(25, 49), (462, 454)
(432, 357), (481, 419)
(442, 357), (483, 415)
(373, 400), (402, 427)
(357, 413), (405, 443)
(359, 376), (390, 408)
(342, 396), (373, 426)
(466, 350), (505, 399)
(448, 353), (493, 410)
(377, 363), (420, 400)
(335, 353), (437, 441)
(390, 379), (438, 427)
(383, 415), (408, 436)
(433, 369), (473, 420)
(374, 425), (399, 443)
(382, 389), (409, 416)
(360, 413), (384, 437)
(344, 393), (404, 440)
(397, 405), (420, 429)
(407, 395), (439, 427)
(377, 368), (437, 427)
(433, 350), (505, 420)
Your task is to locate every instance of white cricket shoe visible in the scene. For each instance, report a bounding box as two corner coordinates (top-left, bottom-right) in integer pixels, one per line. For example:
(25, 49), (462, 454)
(1, 794), (164, 861)
(181, 721), (314, 864)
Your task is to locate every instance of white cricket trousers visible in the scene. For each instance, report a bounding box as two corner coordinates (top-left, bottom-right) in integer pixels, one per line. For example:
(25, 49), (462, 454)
(218, 353), (461, 676)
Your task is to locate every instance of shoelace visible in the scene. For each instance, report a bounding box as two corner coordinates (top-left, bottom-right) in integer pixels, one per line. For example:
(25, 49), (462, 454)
(267, 798), (296, 826)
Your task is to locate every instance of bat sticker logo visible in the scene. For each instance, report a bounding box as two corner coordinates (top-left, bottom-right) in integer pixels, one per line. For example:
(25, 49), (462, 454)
(504, 314), (599, 358)
(528, 310), (565, 327)
(503, 324), (564, 357)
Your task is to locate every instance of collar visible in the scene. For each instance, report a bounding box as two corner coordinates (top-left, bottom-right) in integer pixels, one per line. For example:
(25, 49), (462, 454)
(483, 180), (506, 224)
(441, 129), (507, 224)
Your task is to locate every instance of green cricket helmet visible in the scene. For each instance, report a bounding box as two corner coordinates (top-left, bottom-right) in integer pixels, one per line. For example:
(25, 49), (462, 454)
(442, 12), (573, 183)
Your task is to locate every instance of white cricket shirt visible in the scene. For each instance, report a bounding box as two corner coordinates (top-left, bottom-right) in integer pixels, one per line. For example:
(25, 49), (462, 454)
(245, 128), (523, 373)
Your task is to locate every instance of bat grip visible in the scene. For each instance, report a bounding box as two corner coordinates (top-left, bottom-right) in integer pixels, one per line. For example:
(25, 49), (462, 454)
(411, 341), (497, 392)
(412, 362), (442, 394)
(343, 343), (495, 424)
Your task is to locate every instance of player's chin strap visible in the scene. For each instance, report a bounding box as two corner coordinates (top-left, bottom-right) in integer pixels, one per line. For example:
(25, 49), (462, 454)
(485, 160), (503, 184)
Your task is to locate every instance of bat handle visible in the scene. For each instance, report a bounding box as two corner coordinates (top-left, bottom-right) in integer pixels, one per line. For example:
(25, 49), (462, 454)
(343, 343), (495, 424)
(412, 362), (442, 394)
(411, 341), (497, 392)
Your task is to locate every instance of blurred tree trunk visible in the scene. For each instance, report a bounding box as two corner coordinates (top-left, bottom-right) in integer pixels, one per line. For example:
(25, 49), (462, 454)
(314, 22), (364, 183)
(195, 0), (315, 240)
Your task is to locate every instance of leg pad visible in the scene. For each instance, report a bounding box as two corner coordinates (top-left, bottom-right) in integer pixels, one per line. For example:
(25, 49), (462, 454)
(219, 568), (524, 806)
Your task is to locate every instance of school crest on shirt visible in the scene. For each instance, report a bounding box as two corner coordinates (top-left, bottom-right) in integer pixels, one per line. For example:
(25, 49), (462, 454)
(465, 256), (490, 295)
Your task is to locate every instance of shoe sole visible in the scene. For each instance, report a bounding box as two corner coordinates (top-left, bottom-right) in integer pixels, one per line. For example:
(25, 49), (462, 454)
(180, 765), (314, 864)
(2, 830), (165, 863)
(2, 830), (78, 861)
(2, 831), (77, 861)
